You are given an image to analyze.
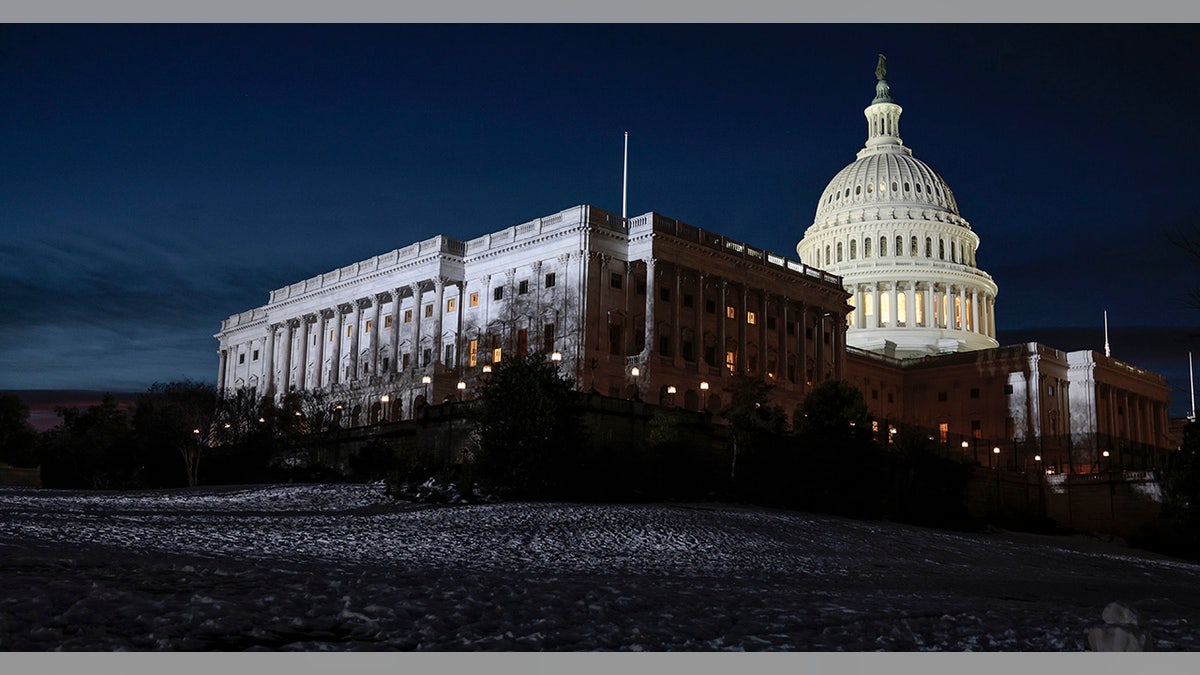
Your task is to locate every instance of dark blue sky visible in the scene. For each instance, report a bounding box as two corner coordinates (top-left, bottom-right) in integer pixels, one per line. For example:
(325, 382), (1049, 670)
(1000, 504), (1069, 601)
(2, 24), (1199, 413)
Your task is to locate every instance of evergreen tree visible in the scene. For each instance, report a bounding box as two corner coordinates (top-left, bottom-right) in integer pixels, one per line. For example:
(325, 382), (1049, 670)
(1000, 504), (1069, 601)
(0, 393), (40, 468)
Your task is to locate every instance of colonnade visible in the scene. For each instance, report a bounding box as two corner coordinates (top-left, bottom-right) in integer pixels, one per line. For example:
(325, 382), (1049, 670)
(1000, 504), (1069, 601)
(847, 280), (995, 339)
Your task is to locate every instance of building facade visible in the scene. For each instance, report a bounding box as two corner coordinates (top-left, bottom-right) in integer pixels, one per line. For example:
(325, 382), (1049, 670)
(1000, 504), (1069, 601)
(215, 205), (851, 424)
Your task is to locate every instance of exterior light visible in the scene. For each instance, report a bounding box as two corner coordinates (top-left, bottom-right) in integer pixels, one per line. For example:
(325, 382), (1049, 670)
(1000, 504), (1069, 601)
(961, 441), (969, 449)
(667, 385), (677, 395)
(1034, 454), (1042, 462)
(888, 426), (896, 435)
(482, 365), (492, 373)
(224, 423), (231, 429)
(992, 447), (1000, 454)
(550, 351), (562, 362)
(699, 381), (709, 391)
(258, 417), (265, 423)
(193, 429), (201, 434)
(421, 375), (432, 385)
(295, 411), (302, 416)
(630, 366), (640, 378)
(457, 381), (466, 390)
(381, 394), (390, 403)
(1102, 450), (1110, 458)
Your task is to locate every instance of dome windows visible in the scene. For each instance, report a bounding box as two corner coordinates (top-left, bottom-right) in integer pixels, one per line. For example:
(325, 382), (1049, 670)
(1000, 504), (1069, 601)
(855, 185), (861, 195)
(866, 183), (873, 194)
(904, 182), (911, 192)
(850, 240), (857, 260)
(915, 183), (922, 193)
(892, 182), (899, 193)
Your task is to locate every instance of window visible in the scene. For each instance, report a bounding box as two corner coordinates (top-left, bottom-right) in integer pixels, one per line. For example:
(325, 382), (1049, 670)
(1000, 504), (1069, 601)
(925, 237), (932, 258)
(404, 309), (413, 323)
(971, 420), (982, 439)
(660, 287), (670, 302)
(346, 325), (353, 337)
(402, 353), (410, 369)
(705, 299), (716, 314)
(937, 391), (948, 402)
(787, 321), (796, 335)
(610, 273), (622, 289)
(767, 316), (776, 330)
(330, 329), (335, 342)
(865, 238), (872, 258)
(545, 272), (556, 288)
(683, 293), (693, 309)
(362, 363), (369, 375)
(516, 329), (528, 358)
(872, 389), (879, 400)
(726, 305), (736, 320)
(970, 388), (980, 399)
(382, 357), (390, 371)
(746, 311), (757, 325)
(492, 347), (502, 363)
(836, 242), (843, 262)
(636, 281), (645, 295)
(911, 236), (918, 256)
(447, 298), (457, 313)
(682, 340), (694, 362)
(422, 348), (432, 367)
(938, 422), (949, 443)
(543, 323), (555, 353)
(725, 349), (737, 372)
(468, 339), (478, 367)
(704, 345), (716, 365)
(518, 280), (529, 295)
(384, 315), (393, 328)
(880, 236), (888, 256)
(424, 304), (433, 318)
(887, 393), (894, 403)
(850, 239), (857, 259)
(658, 335), (670, 357)
(444, 345), (455, 368)
(748, 354), (758, 373)
(469, 292), (479, 307)
(365, 320), (372, 334)
(1047, 385), (1055, 397)
(608, 324), (622, 355)
(493, 287), (504, 301)
(238, 353), (245, 364)
(939, 240), (945, 260)
(252, 349), (259, 361)
(896, 236), (903, 257)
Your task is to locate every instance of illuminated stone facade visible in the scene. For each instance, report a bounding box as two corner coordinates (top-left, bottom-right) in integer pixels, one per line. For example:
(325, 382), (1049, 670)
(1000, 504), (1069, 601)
(215, 205), (850, 423)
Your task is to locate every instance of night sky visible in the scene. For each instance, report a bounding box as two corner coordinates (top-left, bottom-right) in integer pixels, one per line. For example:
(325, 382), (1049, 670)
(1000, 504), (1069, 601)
(2, 24), (1199, 415)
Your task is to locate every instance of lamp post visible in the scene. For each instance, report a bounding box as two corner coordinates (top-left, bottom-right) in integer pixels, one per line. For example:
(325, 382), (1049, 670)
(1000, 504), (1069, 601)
(992, 446), (1000, 469)
(421, 374), (431, 408)
(630, 366), (640, 401)
(667, 384), (677, 407)
(550, 351), (562, 363)
(381, 394), (390, 423)
(1102, 449), (1111, 473)
(700, 381), (709, 411)
(961, 440), (969, 461)
(456, 380), (466, 401)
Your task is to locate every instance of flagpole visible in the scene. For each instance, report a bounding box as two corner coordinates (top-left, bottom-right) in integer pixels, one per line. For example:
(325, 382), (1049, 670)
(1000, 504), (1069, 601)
(1190, 351), (1196, 421)
(1103, 310), (1111, 358)
(622, 131), (628, 220)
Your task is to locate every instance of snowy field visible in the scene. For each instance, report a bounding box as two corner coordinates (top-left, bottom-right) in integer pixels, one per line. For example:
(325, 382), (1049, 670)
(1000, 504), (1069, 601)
(1, 482), (1199, 652)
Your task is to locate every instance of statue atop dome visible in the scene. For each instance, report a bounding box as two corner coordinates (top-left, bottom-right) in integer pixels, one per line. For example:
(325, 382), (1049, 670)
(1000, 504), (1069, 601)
(875, 54), (887, 81)
(872, 54), (894, 104)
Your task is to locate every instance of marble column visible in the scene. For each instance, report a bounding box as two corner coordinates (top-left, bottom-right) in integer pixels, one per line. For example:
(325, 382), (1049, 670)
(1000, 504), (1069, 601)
(315, 310), (328, 388)
(390, 289), (403, 373)
(280, 319), (294, 393)
(348, 299), (363, 381)
(410, 282), (423, 368)
(296, 314), (311, 390)
(371, 293), (385, 375)
(263, 324), (277, 395)
(643, 258), (656, 361)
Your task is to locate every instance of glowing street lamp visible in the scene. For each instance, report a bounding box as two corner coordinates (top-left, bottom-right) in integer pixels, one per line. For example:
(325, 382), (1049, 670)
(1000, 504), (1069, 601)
(421, 374), (432, 404)
(667, 384), (677, 406)
(381, 394), (390, 422)
(550, 351), (562, 362)
(699, 381), (709, 410)
(992, 445), (1000, 469)
(630, 366), (640, 401)
(456, 380), (466, 401)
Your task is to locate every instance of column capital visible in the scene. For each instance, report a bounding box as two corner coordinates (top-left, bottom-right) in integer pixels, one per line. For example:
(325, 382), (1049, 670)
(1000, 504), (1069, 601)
(409, 281), (424, 295)
(375, 291), (392, 304)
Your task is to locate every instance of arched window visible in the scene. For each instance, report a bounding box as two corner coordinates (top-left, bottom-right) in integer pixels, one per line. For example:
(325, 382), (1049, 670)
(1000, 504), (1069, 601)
(911, 236), (918, 256)
(897, 292), (907, 326)
(855, 185), (861, 195)
(916, 183), (922, 193)
(850, 240), (857, 260)
(896, 236), (903, 257)
(867, 183), (873, 194)
(880, 292), (891, 326)
(880, 236), (888, 257)
(837, 242), (843, 262)
(939, 240), (945, 260)
(904, 182), (911, 192)
(825, 245), (831, 265)
(892, 182), (899, 192)
(925, 237), (932, 258)
(951, 240), (957, 263)
(865, 238), (872, 258)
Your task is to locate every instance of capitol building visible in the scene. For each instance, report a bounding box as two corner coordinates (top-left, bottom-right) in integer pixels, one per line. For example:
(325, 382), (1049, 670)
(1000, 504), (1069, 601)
(215, 57), (1173, 471)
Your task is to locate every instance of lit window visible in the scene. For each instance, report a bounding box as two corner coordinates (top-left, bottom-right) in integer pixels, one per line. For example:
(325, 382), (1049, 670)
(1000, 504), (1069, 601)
(880, 293), (891, 325)
(725, 349), (737, 372)
(329, 329), (335, 342)
(447, 298), (457, 313)
(726, 305), (736, 320)
(346, 325), (353, 337)
(385, 315), (393, 328)
(938, 422), (948, 443)
(404, 309), (413, 323)
(470, 292), (479, 307)
(746, 311), (757, 325)
(366, 320), (372, 334)
(424, 304), (433, 318)
(896, 292), (907, 325)
(492, 347), (502, 363)
(468, 339), (478, 367)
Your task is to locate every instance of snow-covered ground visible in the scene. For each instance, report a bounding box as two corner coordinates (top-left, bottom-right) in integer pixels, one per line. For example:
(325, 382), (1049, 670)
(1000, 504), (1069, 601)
(1, 482), (1198, 651)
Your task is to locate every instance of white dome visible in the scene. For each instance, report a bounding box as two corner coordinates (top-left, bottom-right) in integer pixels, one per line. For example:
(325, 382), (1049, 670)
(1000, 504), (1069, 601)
(797, 56), (998, 359)
(815, 150), (959, 222)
